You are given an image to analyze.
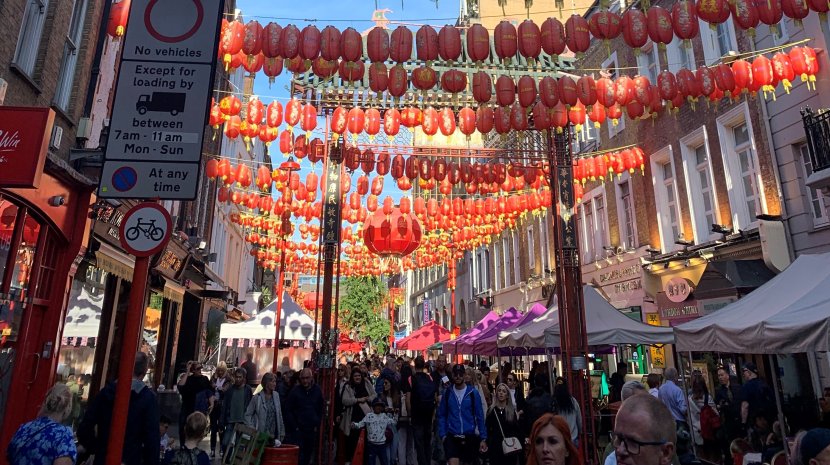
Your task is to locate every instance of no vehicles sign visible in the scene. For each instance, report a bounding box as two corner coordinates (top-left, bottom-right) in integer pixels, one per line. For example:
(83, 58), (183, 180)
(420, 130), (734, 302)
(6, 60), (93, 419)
(99, 0), (223, 200)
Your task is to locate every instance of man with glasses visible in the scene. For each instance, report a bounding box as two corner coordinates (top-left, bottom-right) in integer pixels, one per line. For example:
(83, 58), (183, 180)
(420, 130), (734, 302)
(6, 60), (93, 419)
(285, 368), (323, 465)
(613, 394), (677, 465)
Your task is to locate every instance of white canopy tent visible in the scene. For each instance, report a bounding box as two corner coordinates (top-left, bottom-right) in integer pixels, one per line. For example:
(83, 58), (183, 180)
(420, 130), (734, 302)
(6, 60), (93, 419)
(219, 291), (317, 342)
(675, 252), (830, 353)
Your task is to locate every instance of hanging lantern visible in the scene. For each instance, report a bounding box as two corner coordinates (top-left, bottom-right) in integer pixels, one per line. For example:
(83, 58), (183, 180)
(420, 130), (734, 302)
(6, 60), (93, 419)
(622, 9), (649, 51)
(107, 0), (130, 38)
(369, 62), (389, 94)
(494, 106), (512, 134)
(242, 53), (264, 75)
(565, 15), (591, 56)
(224, 115), (241, 140)
(510, 102), (529, 131)
(808, 0), (830, 16)
(320, 25), (341, 61)
(696, 0), (731, 28)
(496, 75), (516, 106)
(365, 108), (381, 140)
(518, 75), (538, 108)
(790, 46), (819, 89)
(541, 17), (567, 58)
(715, 63), (737, 96)
(421, 107), (439, 138)
(387, 64), (408, 101)
(696, 66), (717, 99)
(285, 98), (302, 130)
(757, 0), (784, 32)
(647, 6), (674, 48)
(330, 106), (348, 141)
(263, 58), (283, 85)
(606, 103), (623, 125)
(657, 70), (679, 100)
(559, 75), (579, 106)
(339, 60), (365, 84)
(340, 27), (363, 62)
(441, 69), (468, 95)
(376, 152), (390, 176)
(384, 108), (401, 136)
(495, 20), (519, 63)
(551, 102), (569, 133)
(220, 20), (244, 69)
(220, 96), (242, 119)
(261, 22), (283, 60)
(279, 129), (294, 154)
(382, 25), (411, 64)
(731, 0), (760, 34)
(206, 159), (219, 179)
(259, 126), (278, 146)
(588, 103), (607, 128)
(415, 25), (438, 63)
(672, 1), (700, 44)
(632, 75), (652, 105)
(401, 107), (423, 128)
(677, 68), (702, 102)
(476, 106), (495, 134)
(438, 25), (462, 64)
(458, 107), (476, 139)
(312, 57), (338, 78)
(577, 75), (598, 107)
(347, 107), (365, 140)
(467, 23), (490, 64)
(626, 99), (645, 120)
(596, 77), (616, 108)
(300, 24), (321, 60)
(412, 65), (438, 94)
(367, 27), (390, 63)
(540, 76), (560, 107)
(532, 101), (551, 130)
(752, 55), (776, 98)
(299, 104), (317, 139)
(614, 76), (634, 106)
(589, 10), (622, 44)
(782, 0), (810, 25)
(518, 19), (543, 63)
(209, 103), (222, 129)
(472, 71), (493, 104)
(568, 102), (587, 134)
(772, 52), (795, 93)
(286, 56), (309, 74)
(732, 59), (753, 94)
(281, 24), (301, 59)
(439, 107), (457, 136)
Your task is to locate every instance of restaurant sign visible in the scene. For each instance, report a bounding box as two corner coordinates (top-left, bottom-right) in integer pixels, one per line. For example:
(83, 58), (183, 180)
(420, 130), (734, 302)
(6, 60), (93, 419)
(0, 107), (55, 189)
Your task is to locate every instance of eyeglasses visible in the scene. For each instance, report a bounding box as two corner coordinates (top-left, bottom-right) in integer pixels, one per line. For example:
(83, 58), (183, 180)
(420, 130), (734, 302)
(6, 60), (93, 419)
(507, 378), (516, 383)
(611, 432), (667, 456)
(452, 372), (465, 377)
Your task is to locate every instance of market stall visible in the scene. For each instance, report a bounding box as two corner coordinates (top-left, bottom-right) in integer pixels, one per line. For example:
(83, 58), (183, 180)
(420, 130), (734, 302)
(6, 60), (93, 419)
(396, 320), (452, 352)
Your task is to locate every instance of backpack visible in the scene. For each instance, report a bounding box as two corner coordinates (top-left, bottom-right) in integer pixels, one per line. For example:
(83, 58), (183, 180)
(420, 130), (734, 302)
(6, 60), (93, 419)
(700, 393), (721, 441)
(412, 373), (437, 411)
(167, 446), (203, 465)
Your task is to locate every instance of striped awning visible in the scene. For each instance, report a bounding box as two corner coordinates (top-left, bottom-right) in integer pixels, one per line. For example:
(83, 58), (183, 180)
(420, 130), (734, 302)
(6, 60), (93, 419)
(163, 281), (185, 305)
(224, 338), (314, 349)
(95, 242), (134, 282)
(61, 337), (97, 347)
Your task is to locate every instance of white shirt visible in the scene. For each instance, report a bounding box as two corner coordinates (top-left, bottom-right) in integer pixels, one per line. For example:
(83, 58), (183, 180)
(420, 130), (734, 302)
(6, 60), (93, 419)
(649, 387), (659, 398)
(354, 412), (397, 445)
(508, 388), (517, 408)
(453, 386), (467, 405)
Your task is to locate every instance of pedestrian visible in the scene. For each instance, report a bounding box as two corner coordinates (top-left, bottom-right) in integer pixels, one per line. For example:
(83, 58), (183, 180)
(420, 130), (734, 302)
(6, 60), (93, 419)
(240, 353), (258, 388)
(603, 381), (651, 465)
(221, 368), (253, 455)
(340, 367), (376, 464)
(209, 362), (231, 458)
(335, 364), (352, 465)
(715, 366), (743, 464)
(436, 364), (488, 465)
(159, 416), (174, 455)
(647, 374), (661, 398)
(465, 366), (490, 417)
(612, 393), (677, 465)
(379, 377), (402, 465)
(285, 368), (324, 465)
(78, 352), (160, 465)
(799, 428), (830, 465)
(526, 413), (580, 465)
(610, 362), (628, 404)
(658, 367), (688, 431)
(351, 398), (398, 465)
(376, 355), (400, 396)
(486, 383), (522, 465)
(553, 378), (582, 447)
(162, 412), (210, 465)
(740, 362), (775, 430)
(176, 360), (213, 441)
(245, 372), (285, 446)
(410, 356), (437, 465)
(505, 371), (526, 416)
(7, 383), (76, 465)
(523, 374), (554, 439)
(688, 373), (719, 462)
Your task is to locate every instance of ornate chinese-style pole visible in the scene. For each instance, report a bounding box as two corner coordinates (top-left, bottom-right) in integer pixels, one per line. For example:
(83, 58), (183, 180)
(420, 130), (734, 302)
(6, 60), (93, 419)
(547, 127), (596, 463)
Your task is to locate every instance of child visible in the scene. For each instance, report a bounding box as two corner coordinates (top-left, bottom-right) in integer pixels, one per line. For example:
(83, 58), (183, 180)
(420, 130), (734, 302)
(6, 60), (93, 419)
(352, 398), (397, 465)
(163, 412), (210, 465)
(159, 415), (174, 455)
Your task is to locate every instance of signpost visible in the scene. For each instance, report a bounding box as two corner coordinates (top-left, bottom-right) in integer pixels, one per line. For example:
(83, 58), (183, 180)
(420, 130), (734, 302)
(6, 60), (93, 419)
(98, 0), (223, 200)
(106, 202), (172, 465)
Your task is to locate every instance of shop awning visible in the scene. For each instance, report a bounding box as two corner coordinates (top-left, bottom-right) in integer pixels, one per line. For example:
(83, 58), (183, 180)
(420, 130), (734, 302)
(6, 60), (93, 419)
(454, 307), (524, 355)
(442, 309), (500, 353)
(396, 320), (452, 351)
(219, 291), (318, 343)
(695, 259), (777, 298)
(339, 333), (365, 353)
(469, 303), (547, 355)
(163, 281), (185, 305)
(675, 252), (830, 353)
(95, 242), (134, 282)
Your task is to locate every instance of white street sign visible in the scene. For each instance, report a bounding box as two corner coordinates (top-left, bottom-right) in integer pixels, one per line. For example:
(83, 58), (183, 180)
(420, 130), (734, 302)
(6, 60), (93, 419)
(100, 161), (200, 199)
(119, 203), (172, 257)
(122, 0), (223, 64)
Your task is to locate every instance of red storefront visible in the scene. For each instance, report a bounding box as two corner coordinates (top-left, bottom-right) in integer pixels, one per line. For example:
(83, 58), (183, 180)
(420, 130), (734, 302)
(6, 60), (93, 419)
(0, 107), (94, 451)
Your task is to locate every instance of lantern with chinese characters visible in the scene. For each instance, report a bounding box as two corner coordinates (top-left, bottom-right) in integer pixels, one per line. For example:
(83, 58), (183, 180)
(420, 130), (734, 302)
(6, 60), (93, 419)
(107, 0), (130, 38)
(441, 69), (468, 95)
(559, 75), (579, 106)
(261, 22), (282, 60)
(772, 52), (795, 93)
(731, 0), (760, 33)
(362, 208), (422, 270)
(577, 75), (598, 107)
(752, 55), (776, 98)
(672, 1), (700, 43)
(790, 46), (819, 89)
(589, 10), (622, 44)
(606, 103), (623, 125)
(551, 102), (569, 133)
(415, 25), (438, 63)
(715, 63), (737, 96)
(281, 24), (301, 59)
(246, 99), (264, 126)
(299, 104), (317, 139)
(596, 77), (616, 107)
(388, 25), (412, 63)
(518, 75), (538, 108)
(541, 17), (567, 58)
(340, 27), (363, 62)
(532, 101), (551, 130)
(330, 106), (348, 141)
(731, 59), (753, 94)
(220, 20), (244, 69)
(278, 129), (293, 154)
(286, 56), (309, 74)
(477, 106), (495, 134)
(458, 107), (476, 139)
(467, 23), (490, 64)
(496, 75), (516, 106)
(696, 0), (731, 28)
(347, 107), (365, 141)
(263, 58), (283, 85)
(285, 98), (302, 130)
(657, 70), (679, 100)
(588, 102), (607, 127)
(320, 25), (341, 60)
(782, 0), (810, 25)
(569, 102), (587, 134)
(401, 107), (423, 128)
(310, 57), (336, 79)
(472, 71), (492, 104)
(412, 65), (438, 94)
(209, 103), (222, 129)
(257, 165), (272, 191)
(510, 102), (528, 131)
(494, 106), (512, 135)
(757, 0), (784, 32)
(438, 25), (462, 64)
(622, 9), (649, 51)
(633, 75), (652, 105)
(615, 76), (634, 106)
(647, 6), (674, 48)
(540, 76), (560, 107)
(388, 64), (408, 101)
(421, 107), (439, 138)
(339, 60), (365, 84)
(696, 66), (717, 99)
(439, 107), (457, 136)
(300, 24), (320, 60)
(518, 19), (542, 62)
(368, 62), (388, 94)
(220, 95), (242, 119)
(495, 20), (518, 62)
(565, 15), (591, 56)
(384, 108), (401, 136)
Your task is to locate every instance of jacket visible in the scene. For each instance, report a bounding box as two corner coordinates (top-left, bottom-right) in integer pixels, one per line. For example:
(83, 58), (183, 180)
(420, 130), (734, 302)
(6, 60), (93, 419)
(353, 412), (397, 445)
(338, 379), (377, 435)
(78, 380), (160, 465)
(245, 391), (285, 441)
(285, 383), (324, 432)
(221, 384), (253, 425)
(437, 384), (487, 440)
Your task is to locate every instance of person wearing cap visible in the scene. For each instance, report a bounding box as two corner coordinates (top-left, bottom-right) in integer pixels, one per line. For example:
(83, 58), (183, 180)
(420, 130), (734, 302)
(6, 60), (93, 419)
(800, 428), (830, 465)
(437, 364), (488, 465)
(352, 398), (397, 465)
(740, 362), (775, 428)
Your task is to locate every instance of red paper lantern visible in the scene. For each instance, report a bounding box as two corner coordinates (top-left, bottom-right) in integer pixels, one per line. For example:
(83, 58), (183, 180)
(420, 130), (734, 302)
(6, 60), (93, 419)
(731, 0), (760, 33)
(311, 57), (337, 78)
(657, 70), (679, 100)
(412, 65), (438, 92)
(265, 101), (283, 128)
(384, 108), (401, 136)
(772, 52), (795, 92)
(415, 25), (438, 63)
(633, 75), (652, 105)
(647, 6), (674, 47)
(596, 77), (616, 107)
(476, 106), (495, 134)
(263, 58), (283, 84)
(107, 0), (130, 38)
(672, 1), (700, 42)
(782, 0), (810, 23)
(568, 102), (587, 132)
(390, 25), (413, 63)
(467, 23), (490, 63)
(209, 103), (222, 128)
(261, 22), (282, 59)
(439, 107), (456, 136)
(286, 56), (309, 74)
(551, 102), (569, 132)
(589, 10), (622, 43)
(615, 76), (634, 106)
(752, 55), (776, 96)
(365, 108), (381, 140)
(387, 64), (408, 99)
(565, 15), (591, 55)
(244, 53), (266, 74)
(338, 60), (365, 83)
(790, 46), (819, 87)
(362, 209), (423, 258)
(518, 20), (543, 61)
(496, 75), (516, 106)
(330, 106), (348, 138)
(494, 106), (512, 134)
(715, 63), (737, 96)
(539, 76), (560, 107)
(206, 159), (219, 179)
(369, 62), (388, 93)
(347, 107), (365, 138)
(622, 9), (649, 50)
(510, 102), (528, 131)
(320, 25), (341, 61)
(696, 0), (731, 27)
(281, 24), (301, 59)
(247, 99), (264, 125)
(517, 75), (538, 108)
(220, 95), (242, 118)
(495, 20), (518, 62)
(532, 101), (551, 130)
(438, 25), (462, 63)
(732, 59), (753, 93)
(458, 107), (476, 138)
(559, 75), (579, 106)
(808, 0), (830, 14)
(279, 129), (293, 154)
(220, 20), (244, 68)
(367, 27), (390, 63)
(757, 0), (784, 28)
(401, 107), (423, 128)
(588, 102), (607, 127)
(300, 24), (321, 60)
(472, 71), (493, 104)
(441, 69), (468, 94)
(677, 68), (702, 100)
(541, 17), (567, 57)
(577, 75), (598, 107)
(340, 27), (363, 62)
(696, 66), (717, 98)
(421, 107), (439, 137)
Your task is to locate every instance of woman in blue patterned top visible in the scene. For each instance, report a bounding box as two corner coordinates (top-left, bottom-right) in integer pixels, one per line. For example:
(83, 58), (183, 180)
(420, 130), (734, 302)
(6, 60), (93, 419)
(7, 383), (77, 465)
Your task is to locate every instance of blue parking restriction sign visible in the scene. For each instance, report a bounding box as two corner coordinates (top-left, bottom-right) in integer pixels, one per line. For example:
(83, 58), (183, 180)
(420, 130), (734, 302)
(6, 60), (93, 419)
(112, 167), (138, 192)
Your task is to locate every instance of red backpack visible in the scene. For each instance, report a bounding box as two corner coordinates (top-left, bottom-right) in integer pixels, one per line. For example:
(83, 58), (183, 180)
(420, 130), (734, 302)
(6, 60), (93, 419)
(700, 393), (721, 441)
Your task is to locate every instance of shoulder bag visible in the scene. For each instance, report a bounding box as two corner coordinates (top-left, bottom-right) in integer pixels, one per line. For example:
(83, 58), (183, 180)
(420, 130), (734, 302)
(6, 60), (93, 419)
(494, 409), (522, 455)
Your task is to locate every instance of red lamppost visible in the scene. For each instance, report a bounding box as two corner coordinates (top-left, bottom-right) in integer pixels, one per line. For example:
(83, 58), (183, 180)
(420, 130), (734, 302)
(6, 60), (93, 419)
(272, 156), (300, 373)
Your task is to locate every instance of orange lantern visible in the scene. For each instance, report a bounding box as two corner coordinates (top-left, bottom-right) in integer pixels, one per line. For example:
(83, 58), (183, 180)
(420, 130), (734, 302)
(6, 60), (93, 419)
(279, 130), (294, 154)
(401, 107), (423, 128)
(384, 108), (402, 137)
(790, 46), (819, 88)
(347, 107), (365, 139)
(220, 20), (244, 69)
(220, 95), (242, 118)
(751, 55), (776, 98)
(285, 98), (302, 129)
(224, 115), (242, 139)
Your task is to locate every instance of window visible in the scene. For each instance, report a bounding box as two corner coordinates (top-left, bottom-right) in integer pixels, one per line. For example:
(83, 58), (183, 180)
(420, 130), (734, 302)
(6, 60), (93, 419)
(512, 233), (520, 283)
(681, 129), (720, 242)
(666, 37), (696, 73)
(578, 187), (610, 263)
(771, 20), (789, 46)
(54, 0), (89, 110)
(539, 212), (551, 273)
(700, 19), (737, 65)
(13, 0), (50, 76)
(477, 248), (491, 292)
(616, 174), (638, 249)
(502, 235), (512, 288)
(527, 226), (536, 269)
(604, 52), (626, 139)
(716, 104), (765, 229)
(651, 147), (682, 252)
(798, 143), (829, 227)
(637, 42), (660, 83)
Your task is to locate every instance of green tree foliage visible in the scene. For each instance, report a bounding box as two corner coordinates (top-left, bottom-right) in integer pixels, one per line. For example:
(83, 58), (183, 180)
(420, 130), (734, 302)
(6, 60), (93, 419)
(339, 276), (390, 353)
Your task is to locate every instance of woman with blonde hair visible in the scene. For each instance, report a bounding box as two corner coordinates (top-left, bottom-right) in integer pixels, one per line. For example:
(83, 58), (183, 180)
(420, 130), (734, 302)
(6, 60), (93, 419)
(8, 383), (76, 465)
(486, 383), (523, 465)
(209, 361), (232, 457)
(465, 366), (489, 414)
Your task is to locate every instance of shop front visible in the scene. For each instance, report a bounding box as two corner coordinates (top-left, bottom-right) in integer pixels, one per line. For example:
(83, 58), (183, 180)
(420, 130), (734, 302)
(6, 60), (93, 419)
(0, 107), (94, 451)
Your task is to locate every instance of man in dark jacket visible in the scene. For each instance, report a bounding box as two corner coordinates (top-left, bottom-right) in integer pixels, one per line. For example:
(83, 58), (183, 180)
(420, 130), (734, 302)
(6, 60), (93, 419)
(176, 360), (213, 441)
(284, 368), (324, 465)
(411, 356), (437, 465)
(523, 373), (554, 438)
(79, 352), (160, 465)
(221, 367), (253, 454)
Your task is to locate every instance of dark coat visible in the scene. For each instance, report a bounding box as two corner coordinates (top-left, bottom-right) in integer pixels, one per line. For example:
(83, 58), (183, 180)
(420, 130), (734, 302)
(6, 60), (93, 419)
(221, 383), (253, 425)
(285, 383), (324, 432)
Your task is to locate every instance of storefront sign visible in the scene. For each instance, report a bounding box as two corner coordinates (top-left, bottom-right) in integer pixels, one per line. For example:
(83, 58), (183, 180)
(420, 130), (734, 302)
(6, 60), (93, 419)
(664, 277), (693, 303)
(322, 161), (342, 245)
(659, 300), (699, 320)
(645, 313), (666, 368)
(423, 299), (431, 323)
(698, 297), (737, 316)
(155, 248), (187, 280)
(0, 107), (55, 189)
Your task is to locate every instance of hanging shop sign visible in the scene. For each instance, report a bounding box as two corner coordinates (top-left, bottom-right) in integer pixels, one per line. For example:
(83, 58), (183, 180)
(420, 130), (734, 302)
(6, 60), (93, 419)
(99, 0), (223, 200)
(663, 276), (694, 303)
(322, 160), (343, 245)
(656, 291), (699, 321)
(0, 107), (55, 189)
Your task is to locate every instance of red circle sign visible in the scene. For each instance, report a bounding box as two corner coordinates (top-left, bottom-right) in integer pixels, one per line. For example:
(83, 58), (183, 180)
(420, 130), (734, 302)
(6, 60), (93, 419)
(119, 202), (172, 257)
(144, 0), (205, 44)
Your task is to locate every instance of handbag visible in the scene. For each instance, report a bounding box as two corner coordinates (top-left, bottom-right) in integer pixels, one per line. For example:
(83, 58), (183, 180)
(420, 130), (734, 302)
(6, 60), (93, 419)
(494, 408), (522, 455)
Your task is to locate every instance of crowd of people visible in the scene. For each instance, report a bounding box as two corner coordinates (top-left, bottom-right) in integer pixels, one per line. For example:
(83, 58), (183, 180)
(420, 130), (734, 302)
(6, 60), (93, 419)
(9, 351), (830, 465)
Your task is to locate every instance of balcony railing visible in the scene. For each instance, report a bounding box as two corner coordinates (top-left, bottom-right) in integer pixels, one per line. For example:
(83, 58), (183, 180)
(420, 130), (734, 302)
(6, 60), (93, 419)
(802, 107), (830, 172)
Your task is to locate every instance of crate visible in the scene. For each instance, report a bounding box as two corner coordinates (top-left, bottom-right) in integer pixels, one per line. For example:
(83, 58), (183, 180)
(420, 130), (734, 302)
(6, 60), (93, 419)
(222, 424), (272, 465)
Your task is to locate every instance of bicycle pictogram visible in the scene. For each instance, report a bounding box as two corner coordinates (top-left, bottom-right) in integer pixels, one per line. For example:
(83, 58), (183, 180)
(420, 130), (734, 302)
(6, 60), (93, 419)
(125, 217), (164, 242)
